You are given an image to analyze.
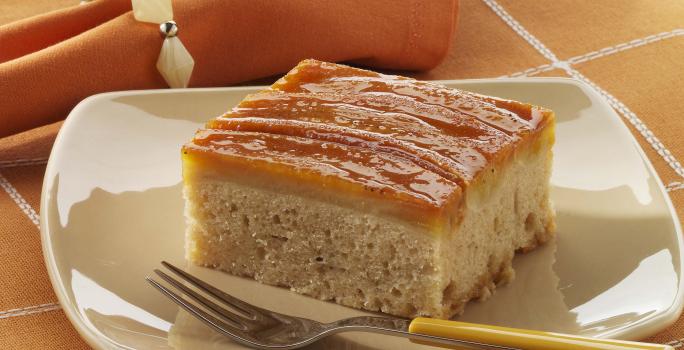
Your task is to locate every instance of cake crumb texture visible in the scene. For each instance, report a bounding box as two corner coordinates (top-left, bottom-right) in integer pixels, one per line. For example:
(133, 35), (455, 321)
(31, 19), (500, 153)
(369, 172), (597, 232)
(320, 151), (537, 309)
(182, 59), (555, 319)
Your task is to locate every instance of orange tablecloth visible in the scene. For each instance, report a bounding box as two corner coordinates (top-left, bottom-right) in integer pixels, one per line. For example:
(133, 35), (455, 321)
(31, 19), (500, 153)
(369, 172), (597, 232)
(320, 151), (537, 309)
(1, 0), (683, 348)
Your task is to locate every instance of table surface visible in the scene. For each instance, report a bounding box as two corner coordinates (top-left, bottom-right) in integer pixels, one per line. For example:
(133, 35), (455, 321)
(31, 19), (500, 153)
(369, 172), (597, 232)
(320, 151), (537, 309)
(1, 0), (683, 348)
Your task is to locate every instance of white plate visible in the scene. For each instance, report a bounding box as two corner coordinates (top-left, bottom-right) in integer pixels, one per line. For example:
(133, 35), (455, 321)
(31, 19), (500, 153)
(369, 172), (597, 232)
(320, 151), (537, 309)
(41, 78), (684, 349)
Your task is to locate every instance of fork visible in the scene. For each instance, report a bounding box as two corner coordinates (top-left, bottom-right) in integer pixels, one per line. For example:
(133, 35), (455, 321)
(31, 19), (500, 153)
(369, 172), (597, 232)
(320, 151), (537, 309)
(146, 262), (673, 350)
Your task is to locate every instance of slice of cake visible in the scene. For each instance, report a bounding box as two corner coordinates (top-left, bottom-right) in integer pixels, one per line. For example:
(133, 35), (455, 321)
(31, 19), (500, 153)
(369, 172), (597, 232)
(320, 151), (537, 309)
(182, 59), (555, 319)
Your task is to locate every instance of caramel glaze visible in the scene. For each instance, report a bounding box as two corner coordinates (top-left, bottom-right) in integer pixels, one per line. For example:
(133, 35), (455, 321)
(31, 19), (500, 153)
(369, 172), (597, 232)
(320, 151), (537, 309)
(185, 130), (461, 229)
(184, 59), (553, 230)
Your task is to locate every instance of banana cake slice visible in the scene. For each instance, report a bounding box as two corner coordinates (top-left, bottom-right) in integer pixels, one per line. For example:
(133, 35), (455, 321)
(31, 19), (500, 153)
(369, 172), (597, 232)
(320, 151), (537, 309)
(182, 59), (555, 319)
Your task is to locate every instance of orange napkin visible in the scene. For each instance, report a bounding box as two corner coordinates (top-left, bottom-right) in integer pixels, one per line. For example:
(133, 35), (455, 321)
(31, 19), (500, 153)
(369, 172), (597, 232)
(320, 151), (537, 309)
(0, 0), (459, 138)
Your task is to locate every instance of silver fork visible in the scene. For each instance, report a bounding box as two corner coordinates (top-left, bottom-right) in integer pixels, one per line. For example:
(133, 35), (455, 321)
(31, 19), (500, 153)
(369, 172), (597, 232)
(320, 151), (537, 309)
(146, 262), (508, 349)
(146, 262), (672, 350)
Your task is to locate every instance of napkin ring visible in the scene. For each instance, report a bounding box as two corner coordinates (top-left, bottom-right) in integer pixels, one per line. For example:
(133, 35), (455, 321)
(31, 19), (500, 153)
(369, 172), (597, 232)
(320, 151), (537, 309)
(131, 0), (194, 88)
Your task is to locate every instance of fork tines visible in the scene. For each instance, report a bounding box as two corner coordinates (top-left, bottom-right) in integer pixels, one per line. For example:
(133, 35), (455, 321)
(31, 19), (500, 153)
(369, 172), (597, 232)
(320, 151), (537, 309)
(146, 261), (274, 348)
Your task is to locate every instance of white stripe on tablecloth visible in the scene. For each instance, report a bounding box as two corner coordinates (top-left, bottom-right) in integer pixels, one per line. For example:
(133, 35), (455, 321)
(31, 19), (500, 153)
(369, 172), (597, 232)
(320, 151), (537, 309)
(667, 181), (684, 192)
(481, 0), (560, 62)
(0, 303), (61, 320)
(0, 171), (40, 228)
(505, 29), (684, 78)
(0, 157), (49, 169)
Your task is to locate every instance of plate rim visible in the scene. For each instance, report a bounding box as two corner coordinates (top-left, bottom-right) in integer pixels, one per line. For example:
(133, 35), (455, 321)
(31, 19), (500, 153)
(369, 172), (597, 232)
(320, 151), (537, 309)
(39, 77), (684, 349)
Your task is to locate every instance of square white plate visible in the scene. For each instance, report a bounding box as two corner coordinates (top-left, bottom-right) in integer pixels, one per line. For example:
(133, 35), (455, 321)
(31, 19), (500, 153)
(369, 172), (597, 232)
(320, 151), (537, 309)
(41, 78), (684, 349)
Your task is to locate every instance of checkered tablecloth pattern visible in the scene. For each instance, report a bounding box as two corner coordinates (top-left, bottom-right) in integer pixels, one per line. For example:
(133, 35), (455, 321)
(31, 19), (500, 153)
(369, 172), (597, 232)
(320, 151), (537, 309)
(1, 0), (683, 348)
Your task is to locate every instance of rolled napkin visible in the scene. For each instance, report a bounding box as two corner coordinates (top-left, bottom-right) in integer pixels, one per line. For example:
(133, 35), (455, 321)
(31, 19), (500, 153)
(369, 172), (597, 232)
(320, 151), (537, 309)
(0, 0), (459, 138)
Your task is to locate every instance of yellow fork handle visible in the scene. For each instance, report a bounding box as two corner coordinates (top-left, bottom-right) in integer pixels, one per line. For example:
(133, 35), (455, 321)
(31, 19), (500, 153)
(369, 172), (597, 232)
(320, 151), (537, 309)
(408, 318), (673, 350)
